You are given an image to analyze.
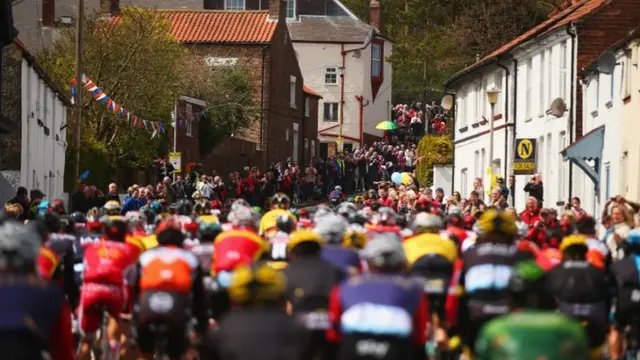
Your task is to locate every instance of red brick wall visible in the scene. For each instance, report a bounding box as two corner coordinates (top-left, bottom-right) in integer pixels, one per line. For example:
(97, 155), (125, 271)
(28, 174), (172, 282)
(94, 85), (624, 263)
(575, 0), (640, 137)
(265, 19), (305, 165)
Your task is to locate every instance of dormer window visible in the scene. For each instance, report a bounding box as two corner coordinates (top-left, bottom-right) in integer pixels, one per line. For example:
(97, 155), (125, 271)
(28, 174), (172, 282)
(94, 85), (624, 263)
(285, 0), (296, 18)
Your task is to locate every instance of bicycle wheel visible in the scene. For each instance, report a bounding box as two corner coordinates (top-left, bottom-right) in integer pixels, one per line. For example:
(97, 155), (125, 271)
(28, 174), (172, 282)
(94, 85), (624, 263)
(100, 311), (112, 360)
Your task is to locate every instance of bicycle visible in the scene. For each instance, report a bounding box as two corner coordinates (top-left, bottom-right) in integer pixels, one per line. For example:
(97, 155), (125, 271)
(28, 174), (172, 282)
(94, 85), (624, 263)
(150, 322), (171, 360)
(626, 323), (640, 360)
(76, 305), (117, 360)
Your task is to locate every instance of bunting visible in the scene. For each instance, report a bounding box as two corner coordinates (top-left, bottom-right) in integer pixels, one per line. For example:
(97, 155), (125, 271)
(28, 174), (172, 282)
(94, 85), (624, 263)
(71, 74), (166, 138)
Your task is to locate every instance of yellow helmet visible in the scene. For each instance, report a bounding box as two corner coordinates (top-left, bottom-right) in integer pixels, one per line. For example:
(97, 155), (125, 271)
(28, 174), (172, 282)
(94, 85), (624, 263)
(103, 200), (121, 216)
(343, 230), (367, 249)
(560, 234), (588, 251)
(287, 230), (323, 251)
(228, 263), (287, 305)
(477, 209), (518, 237)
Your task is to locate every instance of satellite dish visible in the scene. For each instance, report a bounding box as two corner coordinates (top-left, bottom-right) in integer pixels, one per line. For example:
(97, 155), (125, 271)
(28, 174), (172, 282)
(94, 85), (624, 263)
(441, 95), (453, 110)
(596, 51), (616, 74)
(547, 97), (567, 117)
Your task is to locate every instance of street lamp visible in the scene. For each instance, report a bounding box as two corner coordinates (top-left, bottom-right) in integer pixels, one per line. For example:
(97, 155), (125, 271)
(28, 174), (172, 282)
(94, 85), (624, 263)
(486, 86), (501, 182)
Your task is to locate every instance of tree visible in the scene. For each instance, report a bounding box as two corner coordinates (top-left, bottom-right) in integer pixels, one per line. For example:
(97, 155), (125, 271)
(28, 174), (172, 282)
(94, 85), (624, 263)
(415, 134), (453, 187)
(179, 57), (257, 157)
(38, 7), (186, 186)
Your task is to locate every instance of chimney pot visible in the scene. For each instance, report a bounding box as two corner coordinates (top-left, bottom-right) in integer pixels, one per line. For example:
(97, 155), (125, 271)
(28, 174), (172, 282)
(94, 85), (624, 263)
(369, 0), (381, 31)
(42, 0), (55, 27)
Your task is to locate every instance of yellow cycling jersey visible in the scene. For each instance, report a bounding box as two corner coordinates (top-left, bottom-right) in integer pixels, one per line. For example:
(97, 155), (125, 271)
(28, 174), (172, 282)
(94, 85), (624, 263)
(198, 214), (219, 224)
(259, 209), (296, 235)
(402, 232), (458, 265)
(141, 234), (159, 250)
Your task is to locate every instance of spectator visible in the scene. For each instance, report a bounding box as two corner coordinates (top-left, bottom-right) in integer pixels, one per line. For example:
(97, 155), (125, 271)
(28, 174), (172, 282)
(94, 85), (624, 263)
(121, 189), (143, 214)
(473, 178), (485, 202)
(605, 203), (633, 261)
(7, 186), (30, 221)
(519, 196), (542, 228)
(490, 187), (508, 210)
(105, 183), (120, 203)
(524, 173), (544, 206)
(507, 175), (515, 206)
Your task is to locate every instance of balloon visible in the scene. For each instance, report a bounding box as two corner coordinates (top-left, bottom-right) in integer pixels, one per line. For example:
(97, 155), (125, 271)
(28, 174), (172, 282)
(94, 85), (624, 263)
(391, 172), (402, 184)
(401, 172), (412, 185)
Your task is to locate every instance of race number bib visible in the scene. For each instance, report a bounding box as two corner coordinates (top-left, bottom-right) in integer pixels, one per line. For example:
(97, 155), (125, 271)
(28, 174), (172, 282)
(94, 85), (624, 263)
(271, 241), (287, 261)
(464, 264), (513, 293)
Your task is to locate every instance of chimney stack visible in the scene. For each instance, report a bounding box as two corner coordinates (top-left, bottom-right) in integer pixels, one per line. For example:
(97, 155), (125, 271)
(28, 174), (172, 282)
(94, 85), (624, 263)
(269, 0), (286, 20)
(369, 0), (381, 31)
(42, 0), (55, 27)
(100, 0), (120, 16)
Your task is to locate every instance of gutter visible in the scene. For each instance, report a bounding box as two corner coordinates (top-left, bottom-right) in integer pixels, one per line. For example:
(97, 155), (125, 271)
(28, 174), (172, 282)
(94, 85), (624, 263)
(567, 22), (577, 199)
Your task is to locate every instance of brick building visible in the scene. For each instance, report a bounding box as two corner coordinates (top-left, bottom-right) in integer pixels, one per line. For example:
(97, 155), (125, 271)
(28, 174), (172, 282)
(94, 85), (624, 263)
(167, 95), (206, 175)
(162, 0), (311, 175)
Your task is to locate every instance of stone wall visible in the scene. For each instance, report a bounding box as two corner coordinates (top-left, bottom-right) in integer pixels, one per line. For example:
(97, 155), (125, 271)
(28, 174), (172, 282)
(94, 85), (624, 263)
(0, 43), (23, 171)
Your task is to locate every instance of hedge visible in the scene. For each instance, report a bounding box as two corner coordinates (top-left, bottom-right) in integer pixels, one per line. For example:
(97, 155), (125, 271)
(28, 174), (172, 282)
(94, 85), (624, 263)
(415, 135), (453, 187)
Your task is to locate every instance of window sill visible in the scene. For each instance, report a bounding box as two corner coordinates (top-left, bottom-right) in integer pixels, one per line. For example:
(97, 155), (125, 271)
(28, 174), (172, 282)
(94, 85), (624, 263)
(524, 117), (532, 123)
(605, 100), (613, 109)
(538, 113), (545, 118)
(185, 133), (194, 138)
(458, 126), (469, 133)
(290, 105), (297, 109)
(623, 95), (631, 104)
(591, 110), (599, 118)
(324, 83), (338, 86)
(471, 122), (480, 129)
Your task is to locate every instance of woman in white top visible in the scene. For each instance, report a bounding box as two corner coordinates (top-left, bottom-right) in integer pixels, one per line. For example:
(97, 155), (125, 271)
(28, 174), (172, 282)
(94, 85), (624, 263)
(605, 203), (634, 261)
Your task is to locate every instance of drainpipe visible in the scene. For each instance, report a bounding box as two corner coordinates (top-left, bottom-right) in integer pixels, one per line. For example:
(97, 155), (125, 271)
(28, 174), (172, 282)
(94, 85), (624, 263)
(496, 58), (510, 180)
(567, 23), (577, 199)
(355, 95), (369, 148)
(511, 57), (518, 208)
(340, 29), (375, 148)
(260, 46), (267, 162)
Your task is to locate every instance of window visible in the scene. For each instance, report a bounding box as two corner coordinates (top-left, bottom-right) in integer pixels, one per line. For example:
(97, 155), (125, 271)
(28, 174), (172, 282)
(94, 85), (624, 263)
(539, 52), (545, 115)
(285, 128), (290, 141)
(186, 103), (193, 136)
(304, 97), (310, 117)
(311, 140), (316, 158)
(546, 133), (552, 189)
(458, 89), (466, 127)
(480, 148), (486, 180)
(594, 75), (600, 110)
(475, 81), (482, 121)
(304, 138), (308, 149)
(492, 159), (501, 175)
(371, 42), (382, 77)
(537, 135), (544, 175)
(481, 78), (487, 119)
(526, 58), (533, 119)
(289, 75), (297, 108)
(494, 71), (503, 112)
(325, 67), (338, 84)
(324, 102), (339, 122)
(558, 131), (567, 201)
(285, 0), (295, 18)
(460, 168), (468, 198)
(224, 0), (245, 9)
(546, 49), (552, 104)
(609, 72), (615, 101)
(624, 55), (631, 98)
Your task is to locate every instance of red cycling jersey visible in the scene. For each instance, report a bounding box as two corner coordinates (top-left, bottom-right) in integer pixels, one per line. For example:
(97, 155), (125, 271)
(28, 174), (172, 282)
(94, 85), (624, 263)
(82, 240), (140, 286)
(212, 229), (265, 275)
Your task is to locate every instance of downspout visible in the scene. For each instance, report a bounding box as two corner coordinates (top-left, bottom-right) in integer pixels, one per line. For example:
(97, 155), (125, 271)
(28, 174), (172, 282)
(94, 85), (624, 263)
(355, 95), (369, 148)
(511, 57), (518, 208)
(340, 29), (375, 146)
(567, 23), (577, 199)
(496, 58), (510, 179)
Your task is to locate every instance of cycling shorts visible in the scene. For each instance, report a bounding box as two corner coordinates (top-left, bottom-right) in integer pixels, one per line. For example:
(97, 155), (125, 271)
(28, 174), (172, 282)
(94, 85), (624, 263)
(137, 291), (189, 358)
(77, 282), (125, 334)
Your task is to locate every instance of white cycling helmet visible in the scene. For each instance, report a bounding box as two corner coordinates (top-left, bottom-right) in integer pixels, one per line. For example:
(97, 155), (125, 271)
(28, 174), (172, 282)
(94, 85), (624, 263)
(314, 214), (348, 244)
(0, 220), (41, 273)
(360, 232), (406, 268)
(412, 212), (444, 232)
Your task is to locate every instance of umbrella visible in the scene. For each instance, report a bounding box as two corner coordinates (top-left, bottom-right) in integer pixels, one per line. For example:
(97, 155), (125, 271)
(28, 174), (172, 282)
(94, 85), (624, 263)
(375, 120), (398, 130)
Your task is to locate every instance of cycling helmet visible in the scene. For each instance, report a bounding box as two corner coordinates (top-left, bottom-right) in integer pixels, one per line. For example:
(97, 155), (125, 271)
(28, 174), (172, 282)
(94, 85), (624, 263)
(104, 216), (128, 242)
(352, 210), (369, 226)
(156, 216), (186, 246)
(229, 206), (257, 230)
(228, 263), (287, 305)
(271, 193), (291, 210)
(37, 201), (51, 217)
(288, 230), (323, 251)
(194, 201), (213, 216)
(313, 206), (333, 223)
(149, 201), (162, 214)
(314, 214), (347, 244)
(125, 211), (146, 231)
(360, 232), (406, 268)
(103, 200), (122, 216)
(198, 221), (222, 243)
(38, 211), (62, 234)
(412, 212), (444, 233)
(353, 196), (365, 205)
(51, 199), (66, 215)
(371, 207), (397, 226)
(477, 209), (518, 237)
(0, 220), (42, 273)
(335, 185), (342, 192)
(231, 199), (251, 213)
(87, 207), (101, 217)
(176, 199), (194, 216)
(70, 211), (87, 224)
(275, 213), (295, 234)
(60, 216), (76, 235)
(343, 230), (367, 249)
(337, 202), (357, 221)
(559, 234), (588, 251)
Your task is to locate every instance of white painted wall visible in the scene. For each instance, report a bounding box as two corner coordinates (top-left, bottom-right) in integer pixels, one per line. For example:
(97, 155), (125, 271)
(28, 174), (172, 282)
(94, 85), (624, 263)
(20, 59), (67, 200)
(293, 38), (391, 148)
(620, 41), (640, 201)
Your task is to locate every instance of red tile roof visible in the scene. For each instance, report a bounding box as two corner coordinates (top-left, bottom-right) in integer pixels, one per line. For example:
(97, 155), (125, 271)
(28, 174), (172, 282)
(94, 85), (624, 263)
(446, 0), (607, 86)
(303, 85), (322, 98)
(160, 10), (277, 44)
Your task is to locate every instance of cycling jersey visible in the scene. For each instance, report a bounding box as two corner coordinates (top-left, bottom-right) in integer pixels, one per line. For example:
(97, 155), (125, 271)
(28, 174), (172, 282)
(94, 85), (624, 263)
(259, 209), (296, 236)
(212, 229), (266, 275)
(269, 231), (290, 262)
(139, 246), (199, 294)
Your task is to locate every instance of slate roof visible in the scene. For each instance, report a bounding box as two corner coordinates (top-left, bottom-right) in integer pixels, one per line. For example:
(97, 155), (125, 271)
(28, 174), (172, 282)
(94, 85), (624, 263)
(287, 15), (373, 43)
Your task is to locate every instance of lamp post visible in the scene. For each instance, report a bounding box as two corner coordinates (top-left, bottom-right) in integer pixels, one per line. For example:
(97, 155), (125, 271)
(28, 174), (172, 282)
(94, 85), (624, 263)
(486, 86), (501, 179)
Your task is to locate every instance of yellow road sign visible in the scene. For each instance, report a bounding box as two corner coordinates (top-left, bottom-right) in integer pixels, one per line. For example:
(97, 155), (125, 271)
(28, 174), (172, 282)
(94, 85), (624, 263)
(517, 139), (534, 159)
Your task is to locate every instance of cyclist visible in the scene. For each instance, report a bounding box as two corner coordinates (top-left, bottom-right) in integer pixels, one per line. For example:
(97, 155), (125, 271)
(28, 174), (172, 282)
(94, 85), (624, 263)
(316, 214), (361, 277)
(329, 186), (346, 207)
(135, 217), (208, 360)
(259, 193), (295, 237)
(268, 214), (295, 267)
(284, 230), (343, 360)
(548, 234), (609, 359)
(0, 219), (75, 360)
(76, 217), (141, 360)
(200, 263), (306, 360)
(104, 200), (122, 217)
(327, 232), (428, 360)
(608, 228), (640, 358)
